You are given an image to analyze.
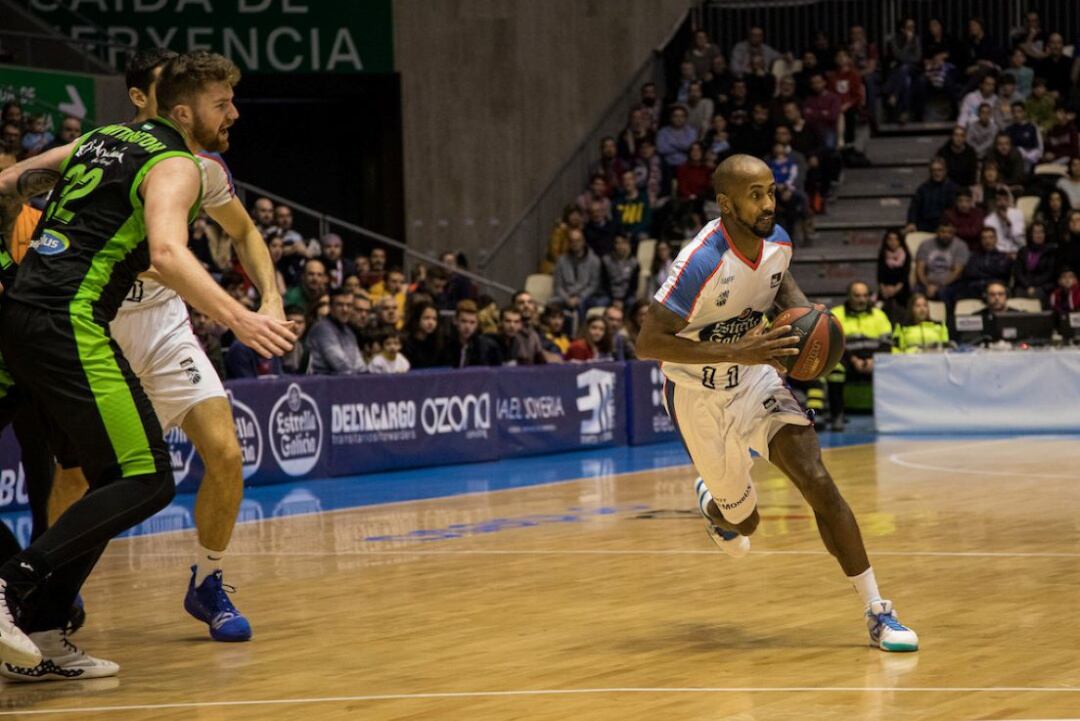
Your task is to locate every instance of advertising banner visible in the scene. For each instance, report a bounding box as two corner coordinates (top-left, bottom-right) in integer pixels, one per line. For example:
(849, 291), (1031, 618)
(625, 361), (677, 445)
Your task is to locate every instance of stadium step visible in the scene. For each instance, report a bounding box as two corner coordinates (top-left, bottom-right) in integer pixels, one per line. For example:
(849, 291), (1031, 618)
(790, 259), (877, 297)
(814, 196), (907, 230)
(864, 135), (944, 166)
(836, 166), (922, 199)
(873, 121), (955, 137)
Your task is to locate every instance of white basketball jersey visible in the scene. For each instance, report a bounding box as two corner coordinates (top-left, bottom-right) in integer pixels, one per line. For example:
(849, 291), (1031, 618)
(116, 151), (235, 314)
(654, 217), (793, 390)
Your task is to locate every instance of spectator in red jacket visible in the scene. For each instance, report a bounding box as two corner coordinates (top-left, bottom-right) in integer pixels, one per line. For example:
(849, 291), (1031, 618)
(944, 190), (986, 249)
(675, 142), (712, 201)
(565, 315), (615, 363)
(803, 73), (844, 151)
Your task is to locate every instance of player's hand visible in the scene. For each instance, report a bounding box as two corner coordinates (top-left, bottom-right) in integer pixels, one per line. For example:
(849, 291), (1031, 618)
(232, 310), (297, 358)
(727, 322), (800, 372)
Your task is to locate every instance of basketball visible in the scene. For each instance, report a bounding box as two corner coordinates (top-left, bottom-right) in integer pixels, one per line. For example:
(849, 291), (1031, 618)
(773, 306), (845, 382)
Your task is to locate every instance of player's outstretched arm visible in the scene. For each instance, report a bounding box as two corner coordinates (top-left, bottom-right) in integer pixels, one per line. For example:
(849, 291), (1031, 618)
(143, 157), (296, 358)
(636, 300), (799, 370)
(0, 142), (73, 241)
(205, 197), (284, 320)
(772, 272), (811, 312)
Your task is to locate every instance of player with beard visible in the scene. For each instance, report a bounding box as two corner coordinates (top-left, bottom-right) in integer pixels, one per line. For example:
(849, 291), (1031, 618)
(31, 49), (283, 651)
(0, 51), (295, 675)
(635, 154), (919, 652)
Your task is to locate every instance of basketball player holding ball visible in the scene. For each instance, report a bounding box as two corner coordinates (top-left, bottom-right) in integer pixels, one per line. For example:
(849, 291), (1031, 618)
(636, 154), (918, 652)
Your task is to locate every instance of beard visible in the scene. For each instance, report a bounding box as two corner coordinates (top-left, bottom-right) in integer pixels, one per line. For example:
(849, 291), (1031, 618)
(733, 208), (775, 238)
(192, 114), (230, 152)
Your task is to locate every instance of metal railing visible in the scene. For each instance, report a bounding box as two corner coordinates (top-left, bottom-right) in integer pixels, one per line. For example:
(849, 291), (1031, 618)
(700, 0), (1078, 59)
(233, 180), (516, 302)
(477, 10), (689, 288)
(0, 29), (130, 74)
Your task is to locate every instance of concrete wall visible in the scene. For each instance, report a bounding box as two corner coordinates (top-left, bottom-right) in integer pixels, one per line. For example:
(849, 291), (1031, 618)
(394, 0), (691, 277)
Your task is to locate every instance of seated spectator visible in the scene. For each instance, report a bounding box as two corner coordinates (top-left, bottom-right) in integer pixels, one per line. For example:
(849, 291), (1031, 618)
(307, 288), (365, 375)
(588, 136), (622, 192)
(439, 300), (500, 367)
(20, 114), (53, 156)
(937, 125), (979, 187)
(539, 303), (571, 356)
(915, 220), (969, 303)
(744, 54), (777, 105)
(702, 114), (731, 161)
(1005, 102), (1043, 169)
(783, 101), (834, 202)
(986, 133), (1026, 192)
(577, 174), (612, 220)
(991, 74), (1022, 128)
(675, 142), (713, 202)
(1062, 209), (1080, 274)
(543, 204), (585, 274)
(225, 338), (284, 379)
(416, 265), (454, 311)
(1025, 78), (1056, 132)
(769, 75), (799, 124)
(685, 82), (714, 137)
(828, 281), (894, 431)
(877, 228), (911, 322)
(554, 229), (605, 320)
(638, 81), (661, 130)
(439, 250), (478, 303)
(793, 50), (820, 99)
(618, 107), (656, 161)
(983, 187), (1026, 256)
(350, 293), (373, 334)
(602, 234), (640, 309)
(369, 266), (407, 322)
(402, 301), (445, 369)
(944, 189), (986, 248)
(625, 298), (649, 346)
(891, 293), (949, 353)
(685, 28), (722, 78)
(1007, 47), (1034, 99)
(883, 17), (922, 123)
(828, 49), (864, 151)
(717, 78), (753, 120)
(280, 304), (309, 374)
(961, 226), (1013, 298)
(220, 270), (253, 311)
(603, 305), (636, 360)
(250, 196), (277, 239)
(732, 104), (774, 158)
(730, 25), (781, 77)
(635, 138), (664, 203)
(513, 290), (560, 363)
(0, 122), (20, 157)
(964, 104), (998, 158)
(1049, 267), (1080, 320)
(972, 161), (1009, 210)
(975, 281), (1026, 331)
(768, 141), (799, 191)
(646, 239), (676, 297)
(476, 295), (499, 335)
(958, 74), (997, 126)
(656, 105), (698, 170)
(916, 50), (958, 118)
(613, 170), (652, 242)
(1036, 189), (1072, 245)
(1042, 103), (1080, 165)
(1057, 157), (1080, 208)
(1035, 33), (1072, 97)
(565, 316), (615, 362)
(359, 246), (386, 289)
(1013, 221), (1058, 304)
(375, 294), (402, 331)
(368, 330), (411, 374)
(958, 17), (1001, 81)
(320, 233), (354, 290)
(906, 157), (958, 233)
(485, 307), (545, 366)
(44, 114), (81, 151)
(674, 60), (697, 104)
(265, 234), (288, 295)
(583, 199), (619, 257)
(702, 53), (734, 104)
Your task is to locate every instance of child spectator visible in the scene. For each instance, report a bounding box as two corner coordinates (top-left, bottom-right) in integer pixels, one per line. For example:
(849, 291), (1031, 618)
(1025, 78), (1056, 132)
(20, 114), (53, 156)
(965, 104), (998, 158)
(539, 304), (570, 356)
(768, 142), (798, 191)
(369, 331), (411, 374)
(1049, 268), (1080, 319)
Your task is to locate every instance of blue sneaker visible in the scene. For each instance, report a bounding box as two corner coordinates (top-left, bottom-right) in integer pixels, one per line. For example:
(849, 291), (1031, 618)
(694, 478), (750, 558)
(183, 567), (252, 642)
(866, 600), (919, 652)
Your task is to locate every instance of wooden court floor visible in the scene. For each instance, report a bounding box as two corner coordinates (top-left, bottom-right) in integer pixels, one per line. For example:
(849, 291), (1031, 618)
(2, 435), (1080, 721)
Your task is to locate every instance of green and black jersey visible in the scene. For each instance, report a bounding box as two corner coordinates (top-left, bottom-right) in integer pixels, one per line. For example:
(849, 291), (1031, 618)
(9, 117), (202, 325)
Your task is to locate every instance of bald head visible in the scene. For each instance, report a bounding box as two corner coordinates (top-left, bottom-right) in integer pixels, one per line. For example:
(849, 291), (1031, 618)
(712, 154), (773, 198)
(713, 154), (777, 238)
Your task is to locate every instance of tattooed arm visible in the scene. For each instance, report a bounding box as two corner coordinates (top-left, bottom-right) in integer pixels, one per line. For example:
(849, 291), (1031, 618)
(0, 142), (74, 241)
(772, 272), (812, 313)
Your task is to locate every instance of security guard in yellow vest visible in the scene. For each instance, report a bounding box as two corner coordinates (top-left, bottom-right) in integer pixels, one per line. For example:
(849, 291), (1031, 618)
(828, 281), (893, 431)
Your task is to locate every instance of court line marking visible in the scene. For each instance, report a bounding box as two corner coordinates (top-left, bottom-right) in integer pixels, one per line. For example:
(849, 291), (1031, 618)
(4, 687), (1080, 716)
(104, 549), (1080, 560)
(888, 437), (1080, 480)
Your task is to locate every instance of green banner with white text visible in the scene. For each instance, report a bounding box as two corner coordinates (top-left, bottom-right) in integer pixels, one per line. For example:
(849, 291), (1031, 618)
(27, 0), (394, 74)
(0, 65), (97, 128)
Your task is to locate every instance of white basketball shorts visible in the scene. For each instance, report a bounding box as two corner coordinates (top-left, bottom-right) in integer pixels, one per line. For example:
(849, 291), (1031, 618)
(662, 364), (811, 524)
(110, 294), (227, 432)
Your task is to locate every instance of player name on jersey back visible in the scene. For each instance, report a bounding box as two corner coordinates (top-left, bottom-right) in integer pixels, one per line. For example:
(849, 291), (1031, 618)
(654, 218), (793, 391)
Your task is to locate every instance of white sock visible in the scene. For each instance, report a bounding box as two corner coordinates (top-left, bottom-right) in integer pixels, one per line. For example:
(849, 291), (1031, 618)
(194, 544), (225, 585)
(848, 567), (882, 608)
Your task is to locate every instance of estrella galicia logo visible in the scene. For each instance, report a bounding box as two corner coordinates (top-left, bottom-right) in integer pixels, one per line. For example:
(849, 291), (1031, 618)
(229, 390), (263, 480)
(166, 426), (196, 486)
(268, 383), (323, 476)
(698, 307), (763, 343)
(576, 368), (616, 442)
(30, 230), (70, 256)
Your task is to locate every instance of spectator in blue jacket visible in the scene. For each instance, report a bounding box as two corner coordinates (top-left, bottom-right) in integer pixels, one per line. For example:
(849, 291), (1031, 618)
(656, 105), (698, 169)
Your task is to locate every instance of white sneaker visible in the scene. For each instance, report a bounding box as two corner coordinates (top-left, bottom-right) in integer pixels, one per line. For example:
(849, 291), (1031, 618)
(0, 629), (118, 682)
(866, 599), (919, 652)
(694, 478), (750, 559)
(0, 579), (40, 668)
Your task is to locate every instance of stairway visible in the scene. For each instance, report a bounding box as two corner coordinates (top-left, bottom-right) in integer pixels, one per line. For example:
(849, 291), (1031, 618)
(790, 122), (953, 306)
